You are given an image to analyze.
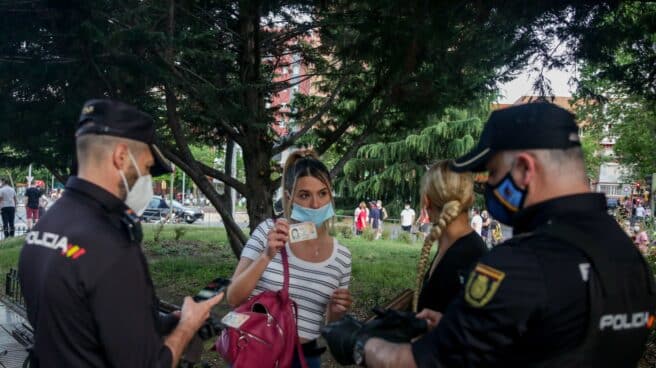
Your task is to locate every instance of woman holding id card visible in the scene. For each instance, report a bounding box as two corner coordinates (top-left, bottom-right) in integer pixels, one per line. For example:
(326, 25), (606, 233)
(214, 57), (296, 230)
(227, 149), (353, 368)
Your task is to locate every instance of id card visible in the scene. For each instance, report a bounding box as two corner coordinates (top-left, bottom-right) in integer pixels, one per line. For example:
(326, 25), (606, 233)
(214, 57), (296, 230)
(289, 222), (318, 243)
(221, 311), (250, 329)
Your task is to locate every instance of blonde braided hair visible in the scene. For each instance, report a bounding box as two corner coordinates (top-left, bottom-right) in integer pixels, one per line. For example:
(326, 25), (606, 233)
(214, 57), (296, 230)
(413, 160), (474, 312)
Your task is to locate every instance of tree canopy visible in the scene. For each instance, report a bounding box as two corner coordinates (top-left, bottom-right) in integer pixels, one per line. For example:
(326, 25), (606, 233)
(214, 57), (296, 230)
(1, 0), (643, 255)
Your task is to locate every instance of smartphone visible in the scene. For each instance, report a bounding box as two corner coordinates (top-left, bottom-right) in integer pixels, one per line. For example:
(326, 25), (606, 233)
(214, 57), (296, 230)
(193, 277), (231, 302)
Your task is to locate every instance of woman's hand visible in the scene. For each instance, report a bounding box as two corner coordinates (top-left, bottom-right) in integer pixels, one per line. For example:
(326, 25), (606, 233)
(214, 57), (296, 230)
(416, 308), (443, 331)
(265, 219), (289, 260)
(327, 288), (353, 321)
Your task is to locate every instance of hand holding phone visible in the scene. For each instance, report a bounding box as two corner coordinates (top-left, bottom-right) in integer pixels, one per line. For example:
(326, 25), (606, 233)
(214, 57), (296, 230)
(193, 277), (231, 302)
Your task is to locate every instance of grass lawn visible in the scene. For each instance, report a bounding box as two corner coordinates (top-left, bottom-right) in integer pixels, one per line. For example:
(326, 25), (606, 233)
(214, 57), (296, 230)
(0, 225), (428, 367)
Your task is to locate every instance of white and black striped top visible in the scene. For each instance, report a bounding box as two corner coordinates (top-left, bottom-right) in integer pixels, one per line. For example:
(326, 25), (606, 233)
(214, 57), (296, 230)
(241, 219), (352, 340)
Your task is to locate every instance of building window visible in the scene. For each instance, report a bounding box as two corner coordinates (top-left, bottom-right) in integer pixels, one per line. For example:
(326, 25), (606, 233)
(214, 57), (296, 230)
(598, 184), (620, 197)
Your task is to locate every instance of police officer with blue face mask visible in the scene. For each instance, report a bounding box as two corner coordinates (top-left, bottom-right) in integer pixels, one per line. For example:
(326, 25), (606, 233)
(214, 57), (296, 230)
(228, 149), (353, 368)
(18, 99), (224, 368)
(324, 102), (656, 368)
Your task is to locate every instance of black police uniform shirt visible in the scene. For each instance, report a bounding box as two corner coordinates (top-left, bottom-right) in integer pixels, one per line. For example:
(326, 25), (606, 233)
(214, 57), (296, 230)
(18, 177), (172, 367)
(418, 232), (487, 313)
(412, 193), (655, 367)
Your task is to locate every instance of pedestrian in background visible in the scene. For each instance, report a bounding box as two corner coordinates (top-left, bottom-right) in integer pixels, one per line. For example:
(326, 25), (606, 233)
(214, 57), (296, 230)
(355, 202), (368, 235)
(416, 206), (431, 240)
(400, 202), (415, 233)
(0, 178), (17, 238)
(25, 182), (43, 230)
(369, 201), (381, 237)
(480, 210), (491, 244)
(376, 200), (388, 240)
(470, 208), (482, 236)
(634, 223), (650, 253)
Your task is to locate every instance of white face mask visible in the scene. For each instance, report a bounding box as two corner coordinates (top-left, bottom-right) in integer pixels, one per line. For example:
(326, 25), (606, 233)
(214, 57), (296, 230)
(119, 150), (153, 216)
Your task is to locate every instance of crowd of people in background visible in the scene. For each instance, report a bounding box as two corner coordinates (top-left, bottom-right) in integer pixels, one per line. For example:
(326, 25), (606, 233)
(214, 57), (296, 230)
(615, 195), (654, 253)
(351, 198), (509, 246)
(354, 200), (389, 239)
(0, 179), (66, 239)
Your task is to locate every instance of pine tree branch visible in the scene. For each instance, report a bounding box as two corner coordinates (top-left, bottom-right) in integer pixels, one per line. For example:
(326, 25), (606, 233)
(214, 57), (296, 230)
(330, 130), (373, 178)
(316, 77), (387, 155)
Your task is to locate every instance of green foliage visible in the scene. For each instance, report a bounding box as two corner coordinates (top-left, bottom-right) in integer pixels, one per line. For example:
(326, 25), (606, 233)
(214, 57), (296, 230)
(334, 224), (354, 239)
(361, 228), (376, 241)
(153, 222), (166, 243)
(173, 227), (188, 241)
(569, 2), (656, 101)
(2, 0), (642, 258)
(575, 63), (656, 181)
(381, 229), (391, 240)
(397, 231), (414, 245)
(613, 105), (656, 180)
(580, 130), (604, 181)
(340, 108), (485, 208)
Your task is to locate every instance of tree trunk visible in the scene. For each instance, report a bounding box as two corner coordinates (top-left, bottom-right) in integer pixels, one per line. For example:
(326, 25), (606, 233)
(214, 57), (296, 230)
(243, 138), (274, 230)
(238, 0), (274, 231)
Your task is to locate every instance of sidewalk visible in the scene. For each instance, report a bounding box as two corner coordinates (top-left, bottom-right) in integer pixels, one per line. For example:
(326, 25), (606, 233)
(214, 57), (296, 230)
(0, 298), (29, 368)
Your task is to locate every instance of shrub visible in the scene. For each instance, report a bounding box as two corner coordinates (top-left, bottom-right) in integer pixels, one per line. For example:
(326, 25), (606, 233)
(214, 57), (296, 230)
(173, 227), (188, 241)
(333, 224), (353, 239)
(381, 229), (391, 240)
(153, 222), (165, 242)
(362, 228), (376, 241)
(398, 231), (414, 244)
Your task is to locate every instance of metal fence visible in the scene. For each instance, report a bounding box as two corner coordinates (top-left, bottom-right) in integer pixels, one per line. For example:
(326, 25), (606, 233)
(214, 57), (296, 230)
(4, 270), (23, 309)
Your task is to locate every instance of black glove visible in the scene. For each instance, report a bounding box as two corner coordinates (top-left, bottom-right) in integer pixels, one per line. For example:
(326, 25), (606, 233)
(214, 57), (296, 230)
(321, 315), (363, 365)
(322, 309), (428, 366)
(357, 307), (428, 344)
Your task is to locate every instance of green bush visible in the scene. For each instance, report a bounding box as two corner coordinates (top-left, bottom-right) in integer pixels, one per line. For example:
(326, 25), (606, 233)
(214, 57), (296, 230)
(173, 227), (188, 241)
(362, 228), (376, 241)
(381, 229), (391, 240)
(153, 222), (165, 242)
(398, 231), (414, 244)
(335, 225), (353, 239)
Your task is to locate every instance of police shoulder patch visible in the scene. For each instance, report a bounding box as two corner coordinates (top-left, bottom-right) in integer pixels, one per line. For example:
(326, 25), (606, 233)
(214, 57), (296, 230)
(464, 263), (506, 308)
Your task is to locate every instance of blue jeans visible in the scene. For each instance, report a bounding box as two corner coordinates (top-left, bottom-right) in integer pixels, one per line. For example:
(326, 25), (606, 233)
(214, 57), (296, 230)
(293, 354), (321, 368)
(228, 352), (321, 368)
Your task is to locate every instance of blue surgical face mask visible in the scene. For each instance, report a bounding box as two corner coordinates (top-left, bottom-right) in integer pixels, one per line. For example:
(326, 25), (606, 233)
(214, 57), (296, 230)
(484, 170), (527, 226)
(291, 202), (335, 226)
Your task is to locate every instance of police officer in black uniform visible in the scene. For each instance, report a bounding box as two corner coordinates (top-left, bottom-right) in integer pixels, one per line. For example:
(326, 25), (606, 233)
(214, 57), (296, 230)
(18, 100), (223, 367)
(325, 103), (656, 367)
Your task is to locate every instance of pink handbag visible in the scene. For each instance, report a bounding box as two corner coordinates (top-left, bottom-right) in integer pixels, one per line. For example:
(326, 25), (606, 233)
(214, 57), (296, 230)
(216, 248), (307, 368)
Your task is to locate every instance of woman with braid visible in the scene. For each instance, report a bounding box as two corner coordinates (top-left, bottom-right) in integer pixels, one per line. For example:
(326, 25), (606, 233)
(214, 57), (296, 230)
(413, 160), (487, 313)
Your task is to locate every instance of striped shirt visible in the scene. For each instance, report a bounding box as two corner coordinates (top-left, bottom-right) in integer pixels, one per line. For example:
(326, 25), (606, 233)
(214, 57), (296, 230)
(241, 219), (352, 340)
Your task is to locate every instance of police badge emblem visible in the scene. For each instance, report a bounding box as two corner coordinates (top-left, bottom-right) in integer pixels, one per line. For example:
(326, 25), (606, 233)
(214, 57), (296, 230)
(465, 263), (505, 307)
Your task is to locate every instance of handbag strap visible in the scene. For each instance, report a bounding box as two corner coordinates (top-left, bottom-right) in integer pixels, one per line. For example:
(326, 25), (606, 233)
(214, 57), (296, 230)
(291, 300), (309, 368)
(281, 249), (307, 368)
(281, 247), (290, 296)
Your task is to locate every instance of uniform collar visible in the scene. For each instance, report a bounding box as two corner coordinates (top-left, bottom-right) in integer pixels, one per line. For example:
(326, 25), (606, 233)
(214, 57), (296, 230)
(65, 176), (128, 214)
(513, 193), (607, 234)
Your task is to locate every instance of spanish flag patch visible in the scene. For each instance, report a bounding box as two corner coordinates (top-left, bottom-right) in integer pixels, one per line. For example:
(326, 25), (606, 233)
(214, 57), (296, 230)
(464, 263), (506, 308)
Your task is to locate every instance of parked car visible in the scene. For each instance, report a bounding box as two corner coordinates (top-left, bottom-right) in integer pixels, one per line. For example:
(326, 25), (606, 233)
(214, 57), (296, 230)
(142, 196), (204, 224)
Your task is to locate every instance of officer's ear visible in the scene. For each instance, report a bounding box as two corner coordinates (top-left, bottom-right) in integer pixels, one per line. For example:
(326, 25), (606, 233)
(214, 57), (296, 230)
(112, 142), (131, 171)
(513, 152), (536, 188)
